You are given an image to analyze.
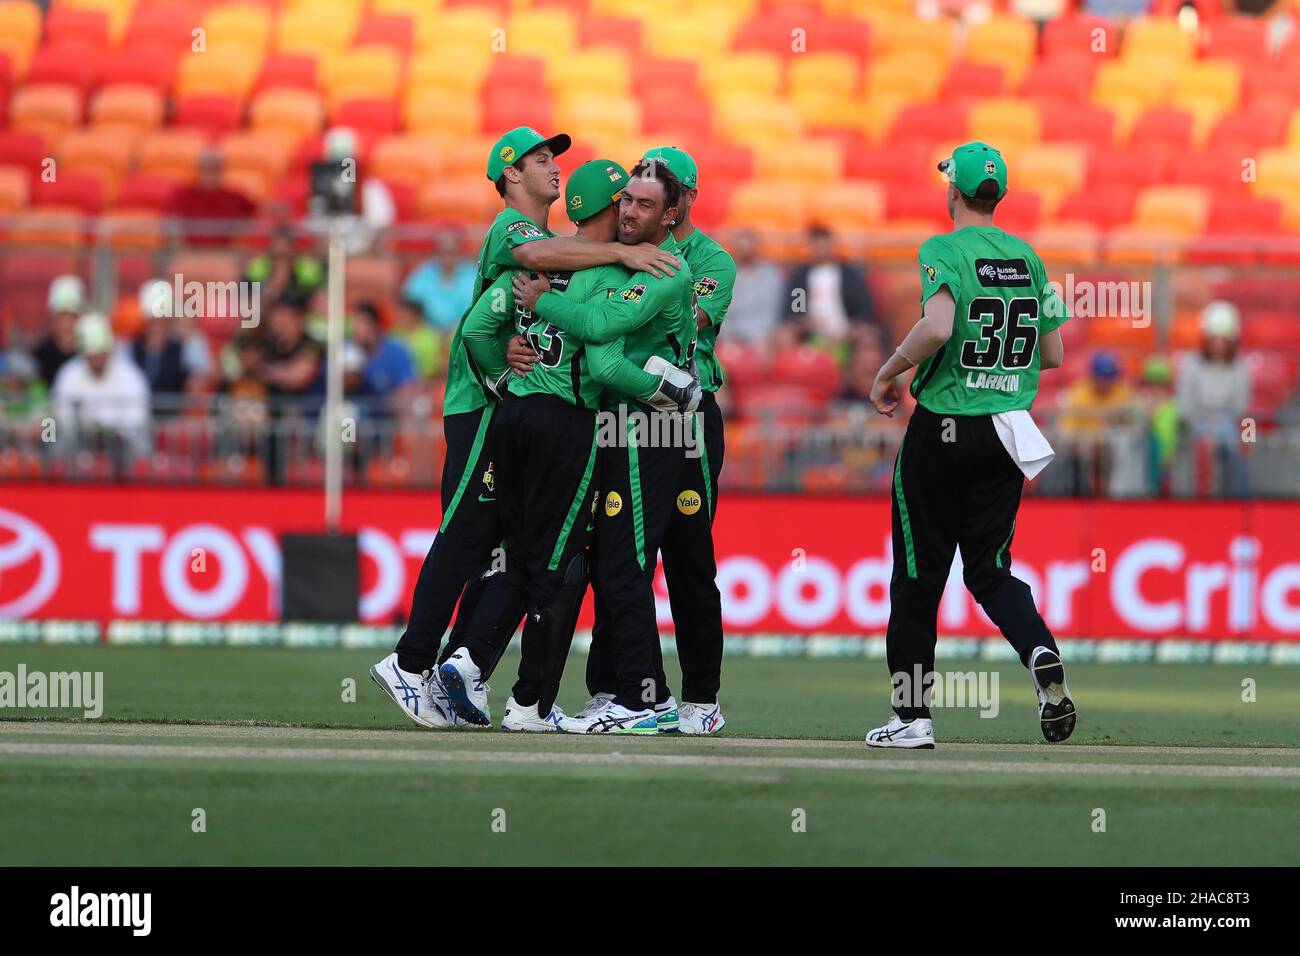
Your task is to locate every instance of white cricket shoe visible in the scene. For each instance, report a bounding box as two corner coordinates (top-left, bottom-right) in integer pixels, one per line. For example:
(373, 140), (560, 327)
(677, 700), (726, 735)
(1029, 646), (1077, 743)
(654, 695), (680, 732)
(501, 697), (578, 733)
(865, 714), (935, 749)
(369, 653), (454, 728)
(571, 699), (659, 735)
(438, 648), (491, 726)
(573, 692), (614, 721)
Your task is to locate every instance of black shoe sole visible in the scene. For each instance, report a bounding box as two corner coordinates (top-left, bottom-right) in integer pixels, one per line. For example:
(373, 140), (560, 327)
(1040, 697), (1076, 743)
(1032, 649), (1065, 688)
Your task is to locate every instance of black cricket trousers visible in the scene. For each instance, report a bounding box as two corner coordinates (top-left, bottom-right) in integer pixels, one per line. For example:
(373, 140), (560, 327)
(587, 391), (725, 705)
(887, 404), (1059, 720)
(460, 394), (598, 716)
(395, 405), (504, 675)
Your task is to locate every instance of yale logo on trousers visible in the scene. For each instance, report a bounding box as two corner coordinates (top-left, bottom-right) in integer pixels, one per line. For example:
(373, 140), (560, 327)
(604, 491), (622, 517)
(677, 490), (702, 515)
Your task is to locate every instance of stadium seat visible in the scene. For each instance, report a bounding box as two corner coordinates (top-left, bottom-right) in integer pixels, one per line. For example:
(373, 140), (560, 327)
(254, 54), (319, 94)
(220, 130), (298, 186)
(9, 84), (84, 143)
(480, 87), (554, 138)
(90, 84), (165, 131)
(550, 49), (632, 100)
(1133, 184), (1210, 234)
(176, 49), (260, 99)
(326, 47), (402, 104)
(25, 44), (101, 96)
(1170, 145), (1253, 193)
(807, 181), (886, 233)
(419, 176), (498, 224)
(963, 15), (1038, 86)
(1016, 144), (1088, 215)
(556, 93), (640, 145)
(702, 52), (784, 100)
(1087, 146), (1173, 191)
(137, 129), (208, 182)
(630, 58), (700, 98)
(507, 8), (579, 60)
(98, 209), (166, 250)
(1057, 189), (1136, 231)
(250, 89), (325, 139)
(114, 172), (180, 210)
(1032, 221), (1101, 266)
(0, 0), (42, 75)
(405, 91), (481, 136)
(333, 97), (400, 138)
(788, 52), (860, 101)
(406, 48), (491, 96)
(870, 13), (958, 64)
(1122, 17), (1197, 63)
(0, 164), (30, 213)
(940, 62), (1006, 102)
(32, 172), (105, 216)
(369, 134), (444, 191)
(867, 53), (945, 103)
(0, 129), (48, 179)
(966, 98), (1041, 151)
(173, 95), (245, 136)
(97, 43), (181, 92)
(1127, 108), (1195, 150)
(726, 178), (810, 241)
(888, 103), (969, 151)
(1210, 106), (1289, 152)
(57, 127), (137, 198)
(1202, 16), (1270, 63)
(755, 138), (843, 185)
(640, 90), (713, 140)
(578, 14), (645, 57)
(202, 4), (273, 60)
(715, 95), (802, 151)
(1042, 13), (1118, 59)
(354, 14), (415, 59)
(1040, 102), (1114, 147)
(1019, 55), (1099, 103)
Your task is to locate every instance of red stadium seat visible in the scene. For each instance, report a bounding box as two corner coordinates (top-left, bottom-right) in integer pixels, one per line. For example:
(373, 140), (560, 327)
(630, 58), (699, 97)
(1209, 106), (1289, 151)
(32, 171), (105, 216)
(843, 143), (931, 187)
(126, 1), (202, 52)
(25, 45), (101, 96)
(0, 130), (47, 179)
(98, 44), (181, 91)
(1086, 147), (1173, 191)
(1057, 189), (1136, 230)
(1042, 14), (1118, 59)
(1040, 102), (1114, 145)
(995, 191), (1041, 233)
(1207, 195), (1283, 234)
(483, 57), (547, 93)
(940, 62), (1005, 102)
(333, 98), (400, 137)
(1127, 108), (1195, 151)
(1241, 59), (1300, 108)
(1203, 16), (1271, 62)
(46, 7), (111, 50)
(114, 173), (180, 211)
(888, 103), (969, 150)
(1170, 146), (1254, 193)
(578, 15), (645, 57)
(254, 54), (319, 94)
(480, 88), (553, 137)
(686, 142), (754, 184)
(173, 95), (245, 136)
(355, 15), (414, 59)
(640, 90), (712, 140)
(1019, 55), (1100, 101)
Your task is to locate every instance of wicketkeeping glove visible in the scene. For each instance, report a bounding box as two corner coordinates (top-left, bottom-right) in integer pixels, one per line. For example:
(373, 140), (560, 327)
(643, 354), (701, 414)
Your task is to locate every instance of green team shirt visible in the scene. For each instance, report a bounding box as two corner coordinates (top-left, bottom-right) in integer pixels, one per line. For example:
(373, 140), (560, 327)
(442, 208), (551, 416)
(535, 232), (696, 408)
(676, 228), (736, 392)
(461, 264), (660, 410)
(910, 225), (1069, 416)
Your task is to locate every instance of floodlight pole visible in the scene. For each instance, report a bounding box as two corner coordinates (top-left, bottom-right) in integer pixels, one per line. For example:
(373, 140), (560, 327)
(323, 216), (346, 533)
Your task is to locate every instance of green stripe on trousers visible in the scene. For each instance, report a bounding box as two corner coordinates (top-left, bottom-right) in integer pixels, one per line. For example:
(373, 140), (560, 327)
(548, 421), (599, 571)
(893, 432), (917, 579)
(439, 404), (493, 533)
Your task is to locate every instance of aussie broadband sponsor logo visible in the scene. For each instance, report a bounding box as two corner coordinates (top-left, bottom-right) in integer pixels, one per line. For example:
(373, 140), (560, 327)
(0, 664), (103, 718)
(974, 258), (1032, 287)
(596, 404), (700, 458)
(50, 886), (151, 936)
(965, 371), (1021, 393)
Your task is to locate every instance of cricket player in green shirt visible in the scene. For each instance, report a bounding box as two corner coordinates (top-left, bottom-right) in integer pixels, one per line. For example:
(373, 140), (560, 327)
(437, 159), (700, 730)
(864, 142), (1077, 749)
(373, 127), (681, 730)
(512, 158), (699, 734)
(577, 146), (735, 734)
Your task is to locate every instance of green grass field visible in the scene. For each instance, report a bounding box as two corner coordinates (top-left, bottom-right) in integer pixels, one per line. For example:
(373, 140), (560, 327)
(2, 645), (1298, 865)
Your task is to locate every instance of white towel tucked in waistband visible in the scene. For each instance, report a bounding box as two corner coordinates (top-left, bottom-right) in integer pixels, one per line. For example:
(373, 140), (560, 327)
(992, 409), (1055, 480)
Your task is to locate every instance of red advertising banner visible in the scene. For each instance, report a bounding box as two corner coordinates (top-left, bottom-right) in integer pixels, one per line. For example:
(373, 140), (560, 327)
(0, 484), (1297, 639)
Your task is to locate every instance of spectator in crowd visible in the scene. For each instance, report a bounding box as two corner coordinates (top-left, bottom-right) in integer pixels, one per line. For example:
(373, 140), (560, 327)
(218, 334), (271, 452)
(389, 297), (444, 380)
(166, 146), (256, 246)
(1137, 355), (1180, 496)
(779, 225), (878, 355)
(33, 275), (85, 387)
(261, 298), (323, 398)
(51, 313), (151, 459)
(401, 230), (476, 331)
(1177, 300), (1252, 497)
(348, 301), (416, 413)
(724, 228), (785, 352)
(1056, 352), (1136, 495)
(0, 349), (46, 437)
(130, 279), (198, 401)
(838, 333), (887, 404)
(243, 228), (325, 309)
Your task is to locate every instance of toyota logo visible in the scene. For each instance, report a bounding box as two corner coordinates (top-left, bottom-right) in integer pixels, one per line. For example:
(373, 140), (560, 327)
(0, 507), (60, 618)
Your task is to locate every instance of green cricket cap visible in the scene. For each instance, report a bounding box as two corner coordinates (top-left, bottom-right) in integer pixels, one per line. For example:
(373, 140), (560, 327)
(486, 126), (572, 181)
(642, 145), (697, 189)
(566, 159), (629, 222)
(937, 141), (1007, 199)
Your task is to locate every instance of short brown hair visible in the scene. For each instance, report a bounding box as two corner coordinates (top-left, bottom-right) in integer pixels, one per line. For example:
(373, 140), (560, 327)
(960, 179), (1002, 216)
(628, 159), (683, 215)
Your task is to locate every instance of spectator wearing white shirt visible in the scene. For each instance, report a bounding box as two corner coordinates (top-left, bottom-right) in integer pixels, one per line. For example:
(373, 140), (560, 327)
(1177, 301), (1252, 497)
(51, 313), (152, 460)
(779, 225), (879, 355)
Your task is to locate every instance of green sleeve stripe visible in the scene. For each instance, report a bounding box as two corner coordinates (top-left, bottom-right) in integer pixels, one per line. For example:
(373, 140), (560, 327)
(695, 411), (714, 519)
(439, 405), (493, 533)
(627, 420), (646, 571)
(893, 433), (917, 579)
(548, 422), (598, 571)
(995, 519), (1016, 569)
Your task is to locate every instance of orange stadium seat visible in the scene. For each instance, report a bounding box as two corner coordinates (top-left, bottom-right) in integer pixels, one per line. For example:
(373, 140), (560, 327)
(9, 84), (84, 143)
(58, 127), (137, 195)
(326, 47), (402, 104)
(0, 0), (42, 75)
(419, 176), (498, 224)
(702, 52), (783, 100)
(202, 4), (274, 60)
(727, 179), (810, 238)
(369, 134), (443, 191)
(250, 89), (325, 139)
(90, 84), (165, 131)
(1133, 184), (1210, 234)
(355, 14), (415, 59)
(176, 49), (260, 99)
(0, 165), (30, 213)
(137, 129), (209, 182)
(507, 8), (580, 60)
(405, 93), (481, 137)
(967, 97), (1041, 149)
(808, 181), (886, 233)
(5, 208), (88, 247)
(220, 130), (298, 185)
(1123, 16), (1197, 63)
(98, 209), (166, 250)
(550, 49), (632, 99)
